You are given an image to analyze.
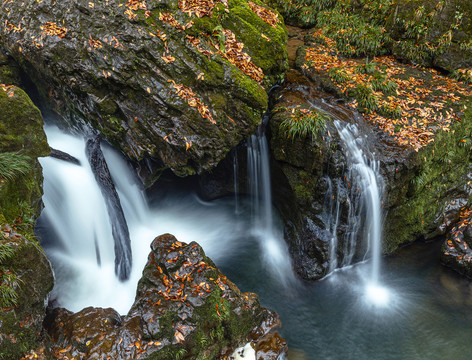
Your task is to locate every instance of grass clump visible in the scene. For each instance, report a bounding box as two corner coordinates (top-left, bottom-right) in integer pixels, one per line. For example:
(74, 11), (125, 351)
(278, 106), (328, 141)
(0, 152), (31, 182)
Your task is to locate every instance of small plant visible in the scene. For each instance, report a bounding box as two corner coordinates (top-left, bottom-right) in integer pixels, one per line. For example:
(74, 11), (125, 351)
(175, 348), (187, 360)
(0, 241), (20, 308)
(329, 68), (350, 84)
(0, 152), (31, 183)
(279, 106), (328, 141)
(350, 83), (379, 112)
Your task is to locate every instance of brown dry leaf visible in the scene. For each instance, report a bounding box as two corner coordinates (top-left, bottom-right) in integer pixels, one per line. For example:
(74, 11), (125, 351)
(41, 22), (67, 39)
(248, 1), (279, 27)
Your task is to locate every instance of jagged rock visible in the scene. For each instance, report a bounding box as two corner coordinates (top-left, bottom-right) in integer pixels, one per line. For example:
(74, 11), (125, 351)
(441, 209), (472, 277)
(44, 234), (286, 359)
(0, 0), (287, 177)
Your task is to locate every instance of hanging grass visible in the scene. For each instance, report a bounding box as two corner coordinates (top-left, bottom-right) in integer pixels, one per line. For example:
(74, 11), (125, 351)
(279, 107), (328, 141)
(0, 152), (31, 183)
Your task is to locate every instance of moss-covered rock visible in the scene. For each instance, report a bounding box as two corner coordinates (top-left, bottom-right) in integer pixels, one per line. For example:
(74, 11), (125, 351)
(0, 85), (53, 359)
(0, 0), (287, 178)
(0, 48), (22, 87)
(0, 85), (50, 229)
(0, 228), (54, 360)
(44, 234), (285, 359)
(386, 0), (472, 71)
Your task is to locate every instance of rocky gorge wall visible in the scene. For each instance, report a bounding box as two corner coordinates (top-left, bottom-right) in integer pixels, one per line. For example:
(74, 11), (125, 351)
(0, 0), (288, 177)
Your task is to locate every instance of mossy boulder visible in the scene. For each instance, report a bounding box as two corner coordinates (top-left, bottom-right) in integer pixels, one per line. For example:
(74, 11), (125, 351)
(0, 85), (50, 228)
(0, 85), (53, 359)
(386, 0), (472, 71)
(0, 0), (287, 178)
(44, 234), (285, 359)
(0, 228), (54, 360)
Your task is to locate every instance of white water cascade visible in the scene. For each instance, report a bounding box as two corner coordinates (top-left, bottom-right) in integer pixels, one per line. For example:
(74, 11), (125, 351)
(335, 121), (382, 283)
(247, 130), (297, 288)
(38, 123), (296, 314)
(334, 120), (389, 306)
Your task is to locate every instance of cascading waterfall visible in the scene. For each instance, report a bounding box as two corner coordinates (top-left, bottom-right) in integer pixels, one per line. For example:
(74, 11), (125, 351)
(333, 120), (390, 306)
(233, 148), (240, 215)
(334, 120), (382, 284)
(247, 128), (296, 287)
(322, 177), (341, 273)
(38, 122), (296, 313)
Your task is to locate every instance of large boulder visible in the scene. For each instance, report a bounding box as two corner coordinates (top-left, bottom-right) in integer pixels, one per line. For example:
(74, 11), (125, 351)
(0, 0), (288, 177)
(43, 234), (286, 359)
(0, 84), (54, 359)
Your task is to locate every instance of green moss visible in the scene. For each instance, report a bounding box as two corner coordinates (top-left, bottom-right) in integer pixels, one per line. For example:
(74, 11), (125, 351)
(384, 101), (472, 251)
(0, 86), (49, 232)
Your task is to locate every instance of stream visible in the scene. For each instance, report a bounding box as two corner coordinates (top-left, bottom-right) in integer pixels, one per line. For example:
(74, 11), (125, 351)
(36, 123), (472, 360)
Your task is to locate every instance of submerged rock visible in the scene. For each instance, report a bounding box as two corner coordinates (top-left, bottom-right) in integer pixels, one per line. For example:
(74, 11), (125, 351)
(44, 234), (286, 359)
(86, 136), (132, 281)
(0, 0), (288, 177)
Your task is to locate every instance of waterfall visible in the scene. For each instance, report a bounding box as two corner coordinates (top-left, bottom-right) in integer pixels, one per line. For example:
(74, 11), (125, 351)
(39, 124), (293, 313)
(233, 148), (240, 215)
(247, 129), (296, 287)
(322, 177), (341, 273)
(334, 120), (383, 285)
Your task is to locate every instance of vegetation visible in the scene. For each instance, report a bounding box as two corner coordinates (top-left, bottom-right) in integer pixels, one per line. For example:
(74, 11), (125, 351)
(0, 234), (20, 308)
(278, 106), (328, 141)
(0, 152), (31, 182)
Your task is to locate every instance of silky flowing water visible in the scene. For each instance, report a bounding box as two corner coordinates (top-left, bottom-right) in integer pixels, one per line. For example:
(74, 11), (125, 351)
(37, 124), (472, 360)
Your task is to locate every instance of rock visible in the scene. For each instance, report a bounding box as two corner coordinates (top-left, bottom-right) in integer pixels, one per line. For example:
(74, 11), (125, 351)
(0, 85), (50, 224)
(0, 84), (53, 359)
(441, 209), (472, 277)
(0, 0), (288, 178)
(44, 234), (286, 359)
(49, 148), (81, 165)
(269, 42), (472, 279)
(0, 47), (22, 87)
(0, 229), (54, 360)
(386, 0), (472, 71)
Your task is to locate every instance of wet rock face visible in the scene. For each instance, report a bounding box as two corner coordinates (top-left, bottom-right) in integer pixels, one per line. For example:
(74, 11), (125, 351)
(0, 0), (287, 177)
(441, 210), (472, 277)
(269, 65), (472, 280)
(44, 234), (286, 359)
